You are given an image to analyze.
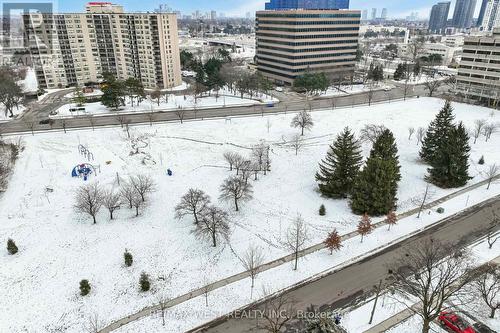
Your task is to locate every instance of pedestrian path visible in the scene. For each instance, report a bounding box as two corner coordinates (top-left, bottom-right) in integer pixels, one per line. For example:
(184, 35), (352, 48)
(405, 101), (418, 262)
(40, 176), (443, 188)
(99, 175), (500, 332)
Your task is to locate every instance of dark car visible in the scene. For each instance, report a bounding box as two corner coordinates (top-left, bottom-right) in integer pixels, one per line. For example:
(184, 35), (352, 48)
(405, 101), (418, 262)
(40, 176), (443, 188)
(38, 119), (54, 125)
(473, 323), (497, 333)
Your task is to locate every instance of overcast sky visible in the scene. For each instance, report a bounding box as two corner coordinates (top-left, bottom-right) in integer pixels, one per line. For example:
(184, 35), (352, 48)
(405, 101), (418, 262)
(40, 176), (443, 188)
(53, 0), (480, 19)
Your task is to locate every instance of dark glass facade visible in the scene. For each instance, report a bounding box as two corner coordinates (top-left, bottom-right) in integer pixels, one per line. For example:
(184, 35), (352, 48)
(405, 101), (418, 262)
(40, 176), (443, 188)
(265, 0), (350, 10)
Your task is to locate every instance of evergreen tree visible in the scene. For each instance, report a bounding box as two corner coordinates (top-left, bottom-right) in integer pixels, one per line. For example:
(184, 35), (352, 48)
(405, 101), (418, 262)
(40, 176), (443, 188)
(393, 64), (405, 81)
(7, 238), (18, 255)
(319, 204), (326, 216)
(315, 127), (363, 199)
(79, 279), (91, 296)
(370, 129), (401, 199)
(101, 75), (126, 110)
(351, 158), (399, 215)
(351, 130), (401, 216)
(427, 122), (471, 188)
(124, 249), (133, 267)
(139, 272), (150, 292)
(420, 100), (456, 163)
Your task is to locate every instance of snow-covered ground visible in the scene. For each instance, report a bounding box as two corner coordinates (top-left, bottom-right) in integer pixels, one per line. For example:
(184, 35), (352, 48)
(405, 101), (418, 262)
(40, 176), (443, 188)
(53, 88), (277, 118)
(1, 98), (500, 332)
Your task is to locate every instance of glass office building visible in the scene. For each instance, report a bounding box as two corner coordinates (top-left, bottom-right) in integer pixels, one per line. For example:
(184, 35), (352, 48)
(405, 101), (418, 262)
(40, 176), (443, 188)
(265, 0), (350, 10)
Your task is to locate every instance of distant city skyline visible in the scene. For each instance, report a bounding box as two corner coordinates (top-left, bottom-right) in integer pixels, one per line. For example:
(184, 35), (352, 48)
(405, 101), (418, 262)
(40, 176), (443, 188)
(39, 0), (482, 19)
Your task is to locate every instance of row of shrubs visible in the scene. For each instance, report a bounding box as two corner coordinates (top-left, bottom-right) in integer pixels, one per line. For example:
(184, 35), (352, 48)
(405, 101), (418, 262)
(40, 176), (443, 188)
(6, 241), (150, 296)
(80, 250), (151, 296)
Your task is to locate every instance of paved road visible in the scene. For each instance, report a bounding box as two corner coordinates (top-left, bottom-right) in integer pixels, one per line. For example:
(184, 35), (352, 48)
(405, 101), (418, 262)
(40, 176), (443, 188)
(0, 84), (433, 135)
(189, 195), (500, 333)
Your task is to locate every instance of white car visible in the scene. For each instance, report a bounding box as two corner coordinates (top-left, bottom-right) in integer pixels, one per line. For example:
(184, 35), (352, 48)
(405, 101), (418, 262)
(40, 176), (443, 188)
(383, 87), (392, 91)
(275, 87), (284, 92)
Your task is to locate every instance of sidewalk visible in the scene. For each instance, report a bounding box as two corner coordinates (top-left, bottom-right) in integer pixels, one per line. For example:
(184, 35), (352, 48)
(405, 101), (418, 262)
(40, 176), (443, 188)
(364, 255), (500, 333)
(99, 175), (500, 332)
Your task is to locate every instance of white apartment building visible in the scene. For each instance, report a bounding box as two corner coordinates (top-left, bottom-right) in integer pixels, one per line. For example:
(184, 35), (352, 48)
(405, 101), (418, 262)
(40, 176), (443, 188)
(456, 28), (500, 103)
(478, 0), (500, 31)
(23, 2), (182, 89)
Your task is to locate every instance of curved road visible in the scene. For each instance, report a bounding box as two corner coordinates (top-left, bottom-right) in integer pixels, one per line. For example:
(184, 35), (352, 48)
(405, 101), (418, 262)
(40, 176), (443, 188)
(189, 195), (500, 333)
(0, 84), (433, 135)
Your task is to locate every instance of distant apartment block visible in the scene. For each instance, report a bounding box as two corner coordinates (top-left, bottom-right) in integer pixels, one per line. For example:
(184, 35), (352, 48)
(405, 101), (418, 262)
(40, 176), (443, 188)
(428, 2), (451, 34)
(255, 9), (360, 85)
(477, 0), (500, 31)
(456, 28), (500, 102)
(264, 0), (350, 10)
(452, 0), (477, 29)
(23, 2), (182, 89)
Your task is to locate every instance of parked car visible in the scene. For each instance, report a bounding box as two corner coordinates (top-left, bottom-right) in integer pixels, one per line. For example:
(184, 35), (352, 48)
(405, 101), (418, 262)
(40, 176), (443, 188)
(275, 86), (284, 92)
(473, 323), (496, 333)
(38, 119), (54, 126)
(439, 311), (476, 333)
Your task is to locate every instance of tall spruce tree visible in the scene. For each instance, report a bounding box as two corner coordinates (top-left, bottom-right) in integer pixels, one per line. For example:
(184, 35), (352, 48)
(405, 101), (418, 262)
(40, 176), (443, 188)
(420, 100), (455, 163)
(315, 127), (363, 198)
(351, 129), (401, 216)
(370, 129), (401, 199)
(427, 122), (471, 188)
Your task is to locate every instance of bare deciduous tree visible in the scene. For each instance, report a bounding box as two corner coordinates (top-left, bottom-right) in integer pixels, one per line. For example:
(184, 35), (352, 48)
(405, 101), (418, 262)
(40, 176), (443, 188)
(23, 115), (36, 136)
(412, 184), (435, 218)
(484, 164), (499, 190)
(103, 190), (120, 220)
(416, 127), (426, 145)
(175, 108), (187, 124)
(283, 214), (308, 270)
(74, 182), (104, 224)
(131, 191), (145, 217)
(291, 110), (314, 136)
(360, 124), (387, 143)
(424, 78), (442, 97)
(175, 188), (211, 225)
(257, 288), (297, 333)
(473, 119), (487, 144)
(487, 211), (499, 249)
(233, 153), (247, 175)
(290, 134), (304, 156)
(483, 123), (498, 142)
(195, 205), (230, 247)
(252, 143), (267, 171)
(219, 176), (253, 212)
(129, 174), (156, 202)
(84, 313), (102, 333)
(223, 151), (238, 171)
(119, 182), (135, 209)
(474, 263), (500, 318)
(408, 127), (415, 140)
(387, 239), (475, 333)
(241, 245), (265, 298)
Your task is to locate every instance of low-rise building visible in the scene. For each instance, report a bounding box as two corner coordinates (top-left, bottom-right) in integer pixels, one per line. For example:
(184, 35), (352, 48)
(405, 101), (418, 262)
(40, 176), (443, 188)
(398, 42), (461, 65)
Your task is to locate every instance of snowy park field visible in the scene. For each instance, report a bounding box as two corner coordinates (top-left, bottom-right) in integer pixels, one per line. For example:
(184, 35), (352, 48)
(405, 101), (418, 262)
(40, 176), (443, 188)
(1, 98), (500, 332)
(53, 88), (277, 118)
